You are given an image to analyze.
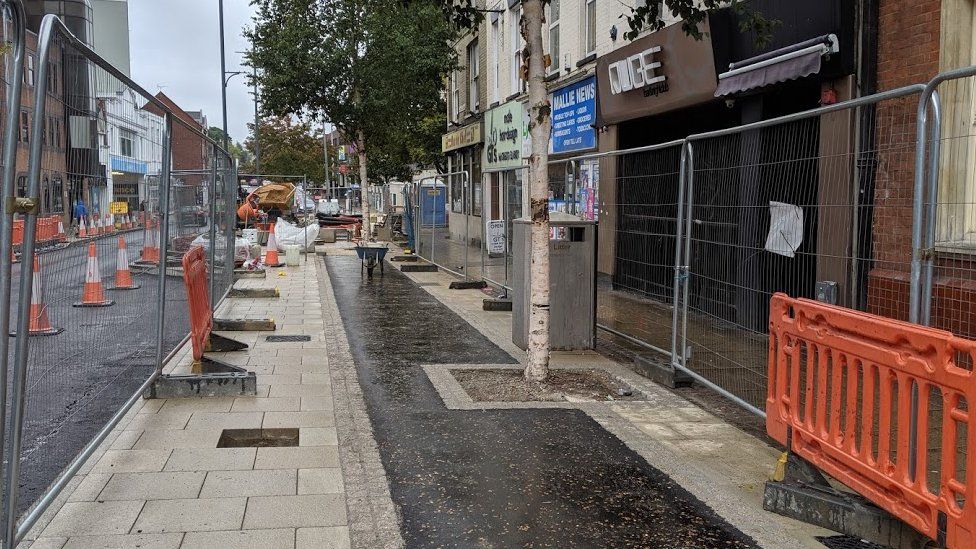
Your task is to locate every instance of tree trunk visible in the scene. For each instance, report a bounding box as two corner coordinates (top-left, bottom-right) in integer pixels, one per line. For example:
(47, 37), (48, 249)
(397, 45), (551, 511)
(521, 0), (551, 382)
(357, 130), (371, 241)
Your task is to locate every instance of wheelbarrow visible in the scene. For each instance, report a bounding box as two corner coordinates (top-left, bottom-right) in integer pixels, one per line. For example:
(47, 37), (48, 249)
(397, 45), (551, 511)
(354, 244), (388, 278)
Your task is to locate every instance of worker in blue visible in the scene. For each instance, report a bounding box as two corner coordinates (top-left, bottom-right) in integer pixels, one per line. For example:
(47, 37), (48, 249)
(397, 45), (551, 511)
(72, 199), (88, 232)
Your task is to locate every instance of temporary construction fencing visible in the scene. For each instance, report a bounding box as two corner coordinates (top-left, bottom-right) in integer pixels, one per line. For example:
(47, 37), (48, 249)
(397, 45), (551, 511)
(0, 10), (240, 547)
(407, 171), (483, 279)
(480, 168), (526, 293)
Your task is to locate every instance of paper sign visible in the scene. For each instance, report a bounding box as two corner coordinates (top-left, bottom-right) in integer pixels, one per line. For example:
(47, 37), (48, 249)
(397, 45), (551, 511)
(765, 201), (803, 258)
(109, 201), (128, 214)
(487, 219), (505, 254)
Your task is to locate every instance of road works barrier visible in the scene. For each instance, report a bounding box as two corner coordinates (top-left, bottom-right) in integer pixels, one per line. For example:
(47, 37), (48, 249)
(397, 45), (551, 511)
(766, 293), (974, 548)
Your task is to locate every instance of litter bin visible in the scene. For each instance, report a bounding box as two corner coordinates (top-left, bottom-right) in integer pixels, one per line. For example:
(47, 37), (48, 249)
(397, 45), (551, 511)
(512, 212), (596, 351)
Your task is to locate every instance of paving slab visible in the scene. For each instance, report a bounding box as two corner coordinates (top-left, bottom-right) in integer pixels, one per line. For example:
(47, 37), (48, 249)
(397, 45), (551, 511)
(199, 469), (297, 498)
(98, 471), (206, 501)
(132, 497), (247, 533)
(254, 446), (339, 469)
(61, 533), (183, 549)
(180, 529), (295, 549)
(163, 447), (257, 471)
(243, 494), (347, 529)
(41, 501), (144, 537)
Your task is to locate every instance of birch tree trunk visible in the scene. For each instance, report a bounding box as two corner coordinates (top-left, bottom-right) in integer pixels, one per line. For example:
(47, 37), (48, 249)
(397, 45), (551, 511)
(521, 0), (551, 382)
(357, 130), (371, 241)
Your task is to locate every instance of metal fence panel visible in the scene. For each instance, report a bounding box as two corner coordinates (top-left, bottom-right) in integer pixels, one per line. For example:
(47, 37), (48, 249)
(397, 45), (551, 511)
(481, 168), (525, 293)
(0, 14), (239, 544)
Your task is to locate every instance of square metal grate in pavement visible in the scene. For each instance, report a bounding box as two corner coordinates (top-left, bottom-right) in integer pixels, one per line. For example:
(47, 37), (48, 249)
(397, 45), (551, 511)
(266, 335), (312, 342)
(817, 536), (887, 549)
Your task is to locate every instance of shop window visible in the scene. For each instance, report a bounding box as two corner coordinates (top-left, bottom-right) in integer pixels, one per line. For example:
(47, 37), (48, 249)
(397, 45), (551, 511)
(548, 0), (560, 75)
(42, 176), (50, 213)
(451, 170), (464, 213)
(120, 128), (136, 157)
(467, 39), (480, 112)
(18, 111), (28, 143)
(472, 171), (482, 216)
(583, 0), (596, 55)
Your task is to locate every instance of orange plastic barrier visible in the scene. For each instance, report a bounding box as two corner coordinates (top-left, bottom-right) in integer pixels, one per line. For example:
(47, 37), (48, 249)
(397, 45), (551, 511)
(181, 246), (211, 363)
(767, 293), (975, 548)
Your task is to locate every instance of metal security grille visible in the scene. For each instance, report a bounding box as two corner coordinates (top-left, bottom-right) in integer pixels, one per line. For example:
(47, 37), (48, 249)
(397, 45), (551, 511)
(266, 335), (312, 342)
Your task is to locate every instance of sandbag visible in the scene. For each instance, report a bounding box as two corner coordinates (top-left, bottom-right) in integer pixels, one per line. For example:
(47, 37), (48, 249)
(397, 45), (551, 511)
(274, 218), (318, 252)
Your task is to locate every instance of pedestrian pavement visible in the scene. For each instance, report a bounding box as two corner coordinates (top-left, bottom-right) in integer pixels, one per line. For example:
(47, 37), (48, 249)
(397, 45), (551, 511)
(22, 239), (831, 548)
(21, 249), (400, 549)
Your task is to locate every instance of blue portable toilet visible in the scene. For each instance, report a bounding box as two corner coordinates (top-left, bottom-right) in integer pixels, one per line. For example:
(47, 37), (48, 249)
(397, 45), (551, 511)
(419, 179), (447, 228)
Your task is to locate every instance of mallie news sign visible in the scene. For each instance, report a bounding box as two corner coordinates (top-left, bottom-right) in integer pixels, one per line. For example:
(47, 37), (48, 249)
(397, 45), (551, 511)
(550, 76), (596, 154)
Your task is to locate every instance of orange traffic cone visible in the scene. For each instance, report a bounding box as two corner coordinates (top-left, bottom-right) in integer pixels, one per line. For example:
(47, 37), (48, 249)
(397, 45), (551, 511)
(57, 219), (66, 242)
(96, 216), (103, 235)
(22, 254), (62, 336)
(110, 236), (139, 290)
(106, 214), (115, 233)
(125, 214), (132, 229)
(264, 223), (283, 266)
(141, 219), (159, 264)
(73, 242), (114, 307)
(79, 217), (88, 238)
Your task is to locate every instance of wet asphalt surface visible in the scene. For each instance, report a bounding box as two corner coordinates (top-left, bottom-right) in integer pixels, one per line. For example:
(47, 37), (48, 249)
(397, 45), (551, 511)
(6, 230), (200, 513)
(326, 255), (759, 548)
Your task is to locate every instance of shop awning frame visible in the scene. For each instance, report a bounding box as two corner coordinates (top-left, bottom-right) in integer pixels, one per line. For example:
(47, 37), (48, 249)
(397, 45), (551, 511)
(715, 34), (839, 97)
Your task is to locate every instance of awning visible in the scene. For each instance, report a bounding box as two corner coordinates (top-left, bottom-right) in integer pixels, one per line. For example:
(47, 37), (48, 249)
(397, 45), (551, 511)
(715, 34), (838, 97)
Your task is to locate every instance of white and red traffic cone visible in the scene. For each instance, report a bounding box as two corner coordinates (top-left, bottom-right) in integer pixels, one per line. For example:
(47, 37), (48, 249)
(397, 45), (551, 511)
(57, 218), (66, 242)
(21, 254), (63, 336)
(264, 223), (283, 267)
(141, 219), (159, 264)
(110, 236), (139, 290)
(73, 242), (114, 307)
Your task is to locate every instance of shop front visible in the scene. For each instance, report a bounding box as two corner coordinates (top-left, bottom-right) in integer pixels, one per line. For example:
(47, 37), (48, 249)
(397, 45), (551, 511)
(441, 122), (483, 246)
(482, 100), (529, 288)
(548, 75), (598, 220)
(110, 154), (148, 217)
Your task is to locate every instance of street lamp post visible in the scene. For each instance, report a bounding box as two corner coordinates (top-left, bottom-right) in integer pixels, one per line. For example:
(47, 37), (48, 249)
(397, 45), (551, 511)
(218, 0), (229, 152)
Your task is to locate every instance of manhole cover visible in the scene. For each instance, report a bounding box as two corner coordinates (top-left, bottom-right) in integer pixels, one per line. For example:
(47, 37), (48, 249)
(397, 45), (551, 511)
(217, 428), (299, 448)
(817, 536), (886, 549)
(266, 335), (312, 342)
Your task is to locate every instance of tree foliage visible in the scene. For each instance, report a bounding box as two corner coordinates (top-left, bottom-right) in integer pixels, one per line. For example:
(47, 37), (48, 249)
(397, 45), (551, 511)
(240, 117), (325, 183)
(206, 126), (251, 167)
(246, 0), (457, 179)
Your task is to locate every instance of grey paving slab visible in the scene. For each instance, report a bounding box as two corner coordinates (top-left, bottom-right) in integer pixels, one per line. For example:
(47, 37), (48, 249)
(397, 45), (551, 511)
(231, 396), (301, 412)
(132, 429), (223, 450)
(254, 446), (339, 469)
(297, 526), (351, 549)
(184, 412), (265, 431)
(92, 450), (172, 474)
(97, 471), (206, 501)
(66, 474), (112, 502)
(180, 529), (295, 549)
(199, 469), (297, 498)
(41, 501), (144, 537)
(299, 427), (338, 446)
(243, 494), (347, 529)
(163, 448), (257, 471)
(132, 497), (247, 533)
(263, 411), (334, 428)
(298, 468), (344, 495)
(61, 533), (183, 549)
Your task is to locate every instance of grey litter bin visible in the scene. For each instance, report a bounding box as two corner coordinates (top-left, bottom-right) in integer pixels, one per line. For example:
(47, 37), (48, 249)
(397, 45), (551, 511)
(512, 212), (596, 351)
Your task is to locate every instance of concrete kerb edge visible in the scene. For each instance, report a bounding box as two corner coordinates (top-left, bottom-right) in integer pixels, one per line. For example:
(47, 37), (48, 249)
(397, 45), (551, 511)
(316, 255), (406, 549)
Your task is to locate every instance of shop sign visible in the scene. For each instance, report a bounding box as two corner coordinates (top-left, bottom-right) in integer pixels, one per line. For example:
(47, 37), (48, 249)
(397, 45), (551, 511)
(442, 123), (483, 153)
(113, 183), (138, 195)
(484, 101), (524, 170)
(596, 20), (717, 126)
(550, 77), (597, 154)
(486, 219), (505, 254)
(109, 201), (128, 214)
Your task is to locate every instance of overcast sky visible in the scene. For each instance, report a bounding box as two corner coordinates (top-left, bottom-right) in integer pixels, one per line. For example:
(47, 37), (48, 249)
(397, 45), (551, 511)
(129, 0), (258, 144)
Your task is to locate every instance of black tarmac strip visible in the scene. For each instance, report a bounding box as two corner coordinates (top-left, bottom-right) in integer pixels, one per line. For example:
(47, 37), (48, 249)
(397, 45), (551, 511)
(326, 255), (760, 548)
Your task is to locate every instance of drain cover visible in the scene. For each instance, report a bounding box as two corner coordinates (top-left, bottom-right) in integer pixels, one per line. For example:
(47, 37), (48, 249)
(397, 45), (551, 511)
(266, 335), (312, 342)
(817, 536), (886, 549)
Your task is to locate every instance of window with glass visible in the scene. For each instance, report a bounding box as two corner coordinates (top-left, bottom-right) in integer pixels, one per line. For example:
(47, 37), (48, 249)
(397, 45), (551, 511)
(16, 175), (26, 198)
(24, 55), (34, 86)
(42, 175), (50, 213)
(451, 71), (460, 120)
(548, 0), (560, 74)
(120, 128), (136, 157)
(467, 39), (480, 112)
(510, 6), (525, 96)
(491, 17), (502, 103)
(19, 111), (28, 143)
(584, 0), (596, 55)
(51, 175), (64, 213)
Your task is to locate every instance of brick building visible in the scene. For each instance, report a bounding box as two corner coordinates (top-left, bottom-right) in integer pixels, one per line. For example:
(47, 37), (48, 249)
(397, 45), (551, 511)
(143, 92), (210, 184)
(0, 25), (69, 223)
(869, 0), (976, 338)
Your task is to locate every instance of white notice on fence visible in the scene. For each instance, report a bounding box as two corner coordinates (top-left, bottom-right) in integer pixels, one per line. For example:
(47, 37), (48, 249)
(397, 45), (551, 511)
(765, 201), (803, 258)
(487, 220), (506, 254)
